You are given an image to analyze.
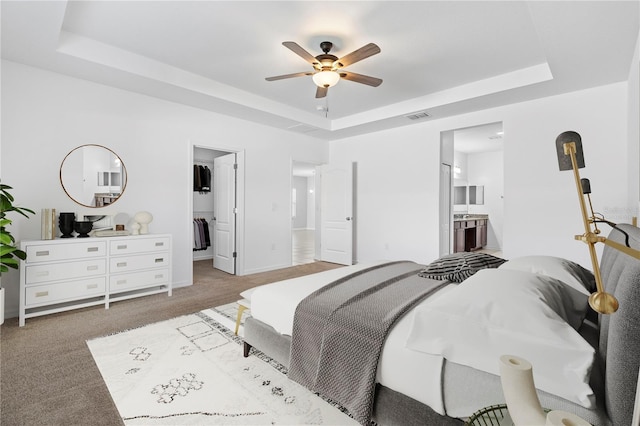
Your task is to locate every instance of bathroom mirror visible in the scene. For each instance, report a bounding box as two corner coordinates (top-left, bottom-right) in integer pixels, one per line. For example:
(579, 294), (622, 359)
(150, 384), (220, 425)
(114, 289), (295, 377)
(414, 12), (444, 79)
(469, 185), (484, 205)
(60, 144), (127, 208)
(453, 186), (467, 205)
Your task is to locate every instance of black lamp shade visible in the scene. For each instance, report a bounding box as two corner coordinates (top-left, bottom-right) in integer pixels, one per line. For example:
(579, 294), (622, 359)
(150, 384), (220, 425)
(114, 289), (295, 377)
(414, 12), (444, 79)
(556, 131), (585, 171)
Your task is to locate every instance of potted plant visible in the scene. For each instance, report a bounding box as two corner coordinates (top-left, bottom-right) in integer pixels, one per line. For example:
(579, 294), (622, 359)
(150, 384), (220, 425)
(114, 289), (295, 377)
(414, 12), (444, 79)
(0, 183), (34, 324)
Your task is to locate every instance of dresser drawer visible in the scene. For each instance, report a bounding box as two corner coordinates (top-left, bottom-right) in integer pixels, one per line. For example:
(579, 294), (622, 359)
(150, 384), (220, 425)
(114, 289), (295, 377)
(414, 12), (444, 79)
(25, 241), (106, 263)
(109, 237), (170, 255)
(110, 253), (169, 273)
(110, 268), (170, 292)
(25, 277), (106, 307)
(25, 259), (106, 285)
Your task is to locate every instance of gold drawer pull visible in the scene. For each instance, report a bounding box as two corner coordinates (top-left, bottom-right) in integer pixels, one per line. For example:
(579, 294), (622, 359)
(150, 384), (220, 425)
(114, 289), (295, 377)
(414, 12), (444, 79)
(35, 250), (50, 256)
(87, 284), (98, 289)
(155, 258), (164, 263)
(87, 265), (99, 271)
(87, 247), (99, 252)
(117, 262), (127, 268)
(35, 291), (49, 298)
(155, 242), (164, 247)
(117, 279), (127, 285)
(36, 271), (50, 277)
(117, 245), (127, 250)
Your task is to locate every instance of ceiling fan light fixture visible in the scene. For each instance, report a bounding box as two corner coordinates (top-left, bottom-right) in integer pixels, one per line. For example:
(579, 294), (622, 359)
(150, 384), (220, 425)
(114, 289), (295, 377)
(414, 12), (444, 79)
(312, 70), (340, 88)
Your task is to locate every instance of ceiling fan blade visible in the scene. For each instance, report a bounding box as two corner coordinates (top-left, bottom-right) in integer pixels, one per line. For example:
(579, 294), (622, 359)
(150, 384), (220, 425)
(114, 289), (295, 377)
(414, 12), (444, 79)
(339, 71), (383, 87)
(315, 86), (328, 98)
(282, 41), (320, 67)
(265, 71), (313, 81)
(334, 43), (381, 68)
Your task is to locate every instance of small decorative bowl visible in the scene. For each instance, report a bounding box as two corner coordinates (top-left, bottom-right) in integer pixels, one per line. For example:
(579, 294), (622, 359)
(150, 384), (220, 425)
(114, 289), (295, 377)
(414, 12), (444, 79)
(73, 221), (93, 238)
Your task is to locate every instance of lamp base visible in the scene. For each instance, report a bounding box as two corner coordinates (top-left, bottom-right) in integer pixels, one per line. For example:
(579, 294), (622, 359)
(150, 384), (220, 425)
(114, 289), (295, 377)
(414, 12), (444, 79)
(589, 291), (619, 314)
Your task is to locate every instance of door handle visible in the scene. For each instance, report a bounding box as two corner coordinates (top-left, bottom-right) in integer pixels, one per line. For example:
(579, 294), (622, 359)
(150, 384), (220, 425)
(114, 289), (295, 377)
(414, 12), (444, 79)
(346, 217), (353, 221)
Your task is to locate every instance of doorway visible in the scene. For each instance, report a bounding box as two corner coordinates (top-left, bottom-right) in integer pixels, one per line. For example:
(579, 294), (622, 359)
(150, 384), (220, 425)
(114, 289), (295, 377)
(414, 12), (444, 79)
(291, 161), (318, 265)
(290, 161), (356, 266)
(440, 122), (504, 255)
(192, 145), (245, 280)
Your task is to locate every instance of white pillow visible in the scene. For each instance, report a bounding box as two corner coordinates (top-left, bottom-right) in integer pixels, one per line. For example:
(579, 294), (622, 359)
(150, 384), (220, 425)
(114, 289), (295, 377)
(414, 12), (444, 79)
(405, 268), (595, 408)
(498, 255), (595, 295)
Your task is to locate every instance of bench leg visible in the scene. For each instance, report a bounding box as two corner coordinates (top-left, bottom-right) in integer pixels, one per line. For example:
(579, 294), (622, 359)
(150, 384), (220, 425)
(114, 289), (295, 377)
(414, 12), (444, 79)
(235, 304), (248, 335)
(243, 342), (252, 357)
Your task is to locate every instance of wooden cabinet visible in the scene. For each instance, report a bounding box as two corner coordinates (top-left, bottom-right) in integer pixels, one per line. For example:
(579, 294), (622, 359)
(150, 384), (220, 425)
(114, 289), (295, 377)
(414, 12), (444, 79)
(19, 234), (172, 326)
(453, 218), (488, 252)
(475, 219), (488, 250)
(454, 222), (466, 254)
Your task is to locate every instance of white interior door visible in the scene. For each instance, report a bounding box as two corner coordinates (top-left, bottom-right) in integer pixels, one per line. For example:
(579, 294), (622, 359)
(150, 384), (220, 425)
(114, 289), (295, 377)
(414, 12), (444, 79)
(213, 153), (236, 274)
(319, 162), (354, 265)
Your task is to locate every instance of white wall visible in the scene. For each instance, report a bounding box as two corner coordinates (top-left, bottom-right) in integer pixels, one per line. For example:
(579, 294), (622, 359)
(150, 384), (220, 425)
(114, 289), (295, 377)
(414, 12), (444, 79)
(292, 176), (308, 229)
(330, 125), (442, 264)
(330, 82), (632, 268)
(452, 151), (469, 213)
(0, 60), (329, 319)
(306, 176), (316, 229)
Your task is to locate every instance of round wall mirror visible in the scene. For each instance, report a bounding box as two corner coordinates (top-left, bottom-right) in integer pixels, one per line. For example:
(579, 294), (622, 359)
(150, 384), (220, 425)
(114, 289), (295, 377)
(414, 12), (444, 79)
(60, 144), (127, 208)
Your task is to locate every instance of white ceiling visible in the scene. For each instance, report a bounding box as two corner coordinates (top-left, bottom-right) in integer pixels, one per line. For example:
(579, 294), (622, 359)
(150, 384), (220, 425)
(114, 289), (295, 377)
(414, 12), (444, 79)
(454, 122), (504, 154)
(2, 1), (638, 141)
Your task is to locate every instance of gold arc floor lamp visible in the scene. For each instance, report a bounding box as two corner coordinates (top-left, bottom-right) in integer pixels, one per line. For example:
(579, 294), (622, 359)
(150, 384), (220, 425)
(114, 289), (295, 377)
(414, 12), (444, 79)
(556, 130), (640, 314)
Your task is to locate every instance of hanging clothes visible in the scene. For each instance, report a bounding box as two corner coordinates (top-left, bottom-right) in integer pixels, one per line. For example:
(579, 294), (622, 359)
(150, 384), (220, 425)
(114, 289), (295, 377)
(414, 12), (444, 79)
(194, 164), (202, 192)
(200, 165), (211, 192)
(193, 164), (211, 193)
(192, 218), (211, 251)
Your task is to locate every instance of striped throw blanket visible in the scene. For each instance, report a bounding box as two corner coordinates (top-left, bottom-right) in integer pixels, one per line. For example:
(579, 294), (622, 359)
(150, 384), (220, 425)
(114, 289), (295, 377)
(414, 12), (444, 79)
(288, 261), (448, 425)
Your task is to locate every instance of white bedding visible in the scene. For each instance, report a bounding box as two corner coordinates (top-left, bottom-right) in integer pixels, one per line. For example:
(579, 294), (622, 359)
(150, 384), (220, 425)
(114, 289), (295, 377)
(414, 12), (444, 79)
(241, 261), (455, 415)
(406, 268), (595, 408)
(241, 258), (596, 416)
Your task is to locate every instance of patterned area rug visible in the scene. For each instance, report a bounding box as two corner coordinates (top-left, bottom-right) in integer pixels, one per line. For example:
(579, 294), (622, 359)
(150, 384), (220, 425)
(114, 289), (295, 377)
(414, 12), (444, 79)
(87, 304), (357, 425)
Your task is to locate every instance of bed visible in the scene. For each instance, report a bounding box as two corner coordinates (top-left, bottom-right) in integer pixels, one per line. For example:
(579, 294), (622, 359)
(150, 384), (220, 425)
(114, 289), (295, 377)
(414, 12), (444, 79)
(241, 224), (640, 426)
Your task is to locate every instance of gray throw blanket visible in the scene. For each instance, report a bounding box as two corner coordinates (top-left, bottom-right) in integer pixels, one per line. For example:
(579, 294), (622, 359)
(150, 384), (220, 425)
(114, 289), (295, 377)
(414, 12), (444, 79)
(288, 261), (448, 425)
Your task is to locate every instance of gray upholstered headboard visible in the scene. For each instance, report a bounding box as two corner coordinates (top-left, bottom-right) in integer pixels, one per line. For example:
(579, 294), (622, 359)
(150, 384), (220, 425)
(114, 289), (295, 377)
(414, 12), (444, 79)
(599, 223), (640, 426)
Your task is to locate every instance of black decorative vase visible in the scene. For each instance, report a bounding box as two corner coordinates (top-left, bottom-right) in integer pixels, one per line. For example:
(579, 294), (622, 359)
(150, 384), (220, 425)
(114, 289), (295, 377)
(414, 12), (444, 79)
(58, 212), (75, 238)
(73, 221), (93, 238)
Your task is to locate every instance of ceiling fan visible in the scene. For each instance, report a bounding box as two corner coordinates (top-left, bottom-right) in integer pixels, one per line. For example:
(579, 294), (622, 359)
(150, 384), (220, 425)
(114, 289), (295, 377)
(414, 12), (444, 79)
(265, 41), (382, 98)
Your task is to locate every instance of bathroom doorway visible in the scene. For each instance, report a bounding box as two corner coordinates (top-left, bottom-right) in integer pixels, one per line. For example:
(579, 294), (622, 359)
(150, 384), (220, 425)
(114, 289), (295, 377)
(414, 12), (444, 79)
(440, 122), (504, 255)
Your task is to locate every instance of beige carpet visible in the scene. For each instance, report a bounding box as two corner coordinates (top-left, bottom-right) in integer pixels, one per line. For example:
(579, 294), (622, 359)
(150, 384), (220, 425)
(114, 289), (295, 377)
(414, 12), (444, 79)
(1, 260), (341, 426)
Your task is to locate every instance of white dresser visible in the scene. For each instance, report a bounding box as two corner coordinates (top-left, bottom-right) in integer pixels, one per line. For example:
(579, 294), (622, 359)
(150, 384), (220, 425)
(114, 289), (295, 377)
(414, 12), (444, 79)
(19, 234), (172, 326)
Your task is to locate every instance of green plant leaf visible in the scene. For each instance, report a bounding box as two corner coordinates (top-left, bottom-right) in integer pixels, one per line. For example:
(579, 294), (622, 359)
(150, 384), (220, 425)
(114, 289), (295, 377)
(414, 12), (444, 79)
(1, 257), (19, 268)
(0, 245), (18, 257)
(0, 181), (33, 275)
(13, 249), (27, 260)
